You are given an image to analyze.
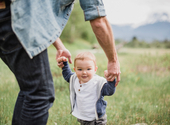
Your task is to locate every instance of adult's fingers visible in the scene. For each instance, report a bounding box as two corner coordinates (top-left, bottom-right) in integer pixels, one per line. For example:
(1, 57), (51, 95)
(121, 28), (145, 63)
(106, 73), (114, 81)
(68, 55), (72, 64)
(107, 75), (115, 81)
(56, 50), (62, 60)
(115, 74), (120, 87)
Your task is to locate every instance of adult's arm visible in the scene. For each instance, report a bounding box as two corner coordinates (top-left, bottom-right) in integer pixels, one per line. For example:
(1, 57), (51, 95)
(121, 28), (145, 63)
(90, 17), (120, 86)
(53, 38), (72, 64)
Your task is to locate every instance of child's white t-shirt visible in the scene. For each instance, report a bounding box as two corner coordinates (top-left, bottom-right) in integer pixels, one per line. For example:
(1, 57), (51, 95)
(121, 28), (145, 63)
(72, 76), (98, 121)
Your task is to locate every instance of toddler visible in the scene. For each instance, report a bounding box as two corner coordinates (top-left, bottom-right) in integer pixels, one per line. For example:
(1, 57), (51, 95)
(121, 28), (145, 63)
(57, 52), (116, 125)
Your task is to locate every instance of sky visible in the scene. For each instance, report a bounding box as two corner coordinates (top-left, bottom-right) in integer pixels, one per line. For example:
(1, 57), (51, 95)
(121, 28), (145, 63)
(103, 0), (170, 27)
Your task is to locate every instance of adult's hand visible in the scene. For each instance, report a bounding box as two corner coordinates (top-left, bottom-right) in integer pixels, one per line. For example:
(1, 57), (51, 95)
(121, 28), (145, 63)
(106, 60), (121, 87)
(56, 49), (72, 64)
(53, 38), (72, 64)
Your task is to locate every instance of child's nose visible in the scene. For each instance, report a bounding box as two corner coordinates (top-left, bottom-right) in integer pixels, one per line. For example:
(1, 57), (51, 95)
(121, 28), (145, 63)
(82, 70), (87, 74)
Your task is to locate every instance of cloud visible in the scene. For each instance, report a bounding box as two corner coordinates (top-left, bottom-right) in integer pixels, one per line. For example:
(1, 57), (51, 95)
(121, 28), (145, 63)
(103, 0), (170, 27)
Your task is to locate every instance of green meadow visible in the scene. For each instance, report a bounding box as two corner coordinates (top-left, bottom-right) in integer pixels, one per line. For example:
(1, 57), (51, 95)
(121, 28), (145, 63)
(0, 41), (170, 125)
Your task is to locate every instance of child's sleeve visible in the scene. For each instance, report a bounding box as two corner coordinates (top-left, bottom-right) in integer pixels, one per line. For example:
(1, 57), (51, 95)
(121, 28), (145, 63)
(101, 79), (116, 96)
(62, 61), (74, 83)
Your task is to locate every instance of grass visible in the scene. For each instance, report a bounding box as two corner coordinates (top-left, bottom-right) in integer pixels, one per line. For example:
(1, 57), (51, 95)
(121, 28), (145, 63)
(0, 42), (170, 125)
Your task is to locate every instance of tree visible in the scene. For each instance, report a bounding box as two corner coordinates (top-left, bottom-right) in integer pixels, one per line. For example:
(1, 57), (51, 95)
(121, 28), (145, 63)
(60, 1), (97, 44)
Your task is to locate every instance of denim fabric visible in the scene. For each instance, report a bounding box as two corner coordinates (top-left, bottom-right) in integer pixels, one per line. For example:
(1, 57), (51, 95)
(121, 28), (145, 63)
(0, 6), (55, 125)
(79, 0), (106, 21)
(10, 0), (106, 58)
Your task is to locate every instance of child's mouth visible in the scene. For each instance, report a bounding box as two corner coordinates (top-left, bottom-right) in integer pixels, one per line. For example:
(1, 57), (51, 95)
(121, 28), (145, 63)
(82, 76), (87, 78)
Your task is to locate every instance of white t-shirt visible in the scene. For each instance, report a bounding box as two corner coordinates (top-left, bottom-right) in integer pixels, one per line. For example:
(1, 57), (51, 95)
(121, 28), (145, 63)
(72, 76), (98, 121)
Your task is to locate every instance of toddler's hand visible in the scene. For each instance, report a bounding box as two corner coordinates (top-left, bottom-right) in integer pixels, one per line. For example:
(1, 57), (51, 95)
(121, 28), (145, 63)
(57, 56), (67, 68)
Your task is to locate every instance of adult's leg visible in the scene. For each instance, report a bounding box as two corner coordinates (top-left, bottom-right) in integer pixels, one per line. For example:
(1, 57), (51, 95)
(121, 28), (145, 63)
(0, 3), (55, 125)
(1, 48), (55, 125)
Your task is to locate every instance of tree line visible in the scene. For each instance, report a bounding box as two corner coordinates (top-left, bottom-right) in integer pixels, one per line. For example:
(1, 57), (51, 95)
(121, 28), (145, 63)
(123, 36), (170, 48)
(60, 1), (170, 49)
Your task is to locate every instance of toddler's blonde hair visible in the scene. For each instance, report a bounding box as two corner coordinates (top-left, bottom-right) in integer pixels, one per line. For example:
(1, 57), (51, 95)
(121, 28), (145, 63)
(74, 52), (96, 67)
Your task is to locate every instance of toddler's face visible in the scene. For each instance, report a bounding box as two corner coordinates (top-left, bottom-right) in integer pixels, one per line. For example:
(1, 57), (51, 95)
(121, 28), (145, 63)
(74, 59), (97, 84)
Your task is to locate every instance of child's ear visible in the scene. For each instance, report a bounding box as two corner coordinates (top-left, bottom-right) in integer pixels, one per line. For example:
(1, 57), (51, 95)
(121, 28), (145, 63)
(73, 67), (76, 71)
(95, 66), (98, 72)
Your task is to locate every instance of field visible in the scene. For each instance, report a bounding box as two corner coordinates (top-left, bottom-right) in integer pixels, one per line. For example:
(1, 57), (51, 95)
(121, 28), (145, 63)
(0, 42), (170, 125)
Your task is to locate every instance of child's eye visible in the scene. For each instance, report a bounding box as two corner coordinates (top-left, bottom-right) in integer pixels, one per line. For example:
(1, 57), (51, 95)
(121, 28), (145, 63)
(78, 69), (82, 71)
(87, 68), (91, 70)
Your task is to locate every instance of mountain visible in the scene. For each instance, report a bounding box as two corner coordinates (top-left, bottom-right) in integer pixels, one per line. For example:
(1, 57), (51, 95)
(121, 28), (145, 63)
(111, 21), (170, 42)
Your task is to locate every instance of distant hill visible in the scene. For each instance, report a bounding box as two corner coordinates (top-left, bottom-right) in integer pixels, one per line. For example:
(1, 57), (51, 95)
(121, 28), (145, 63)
(111, 21), (170, 42)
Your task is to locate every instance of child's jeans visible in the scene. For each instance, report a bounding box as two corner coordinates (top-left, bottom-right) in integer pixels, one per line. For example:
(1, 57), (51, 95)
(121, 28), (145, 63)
(77, 114), (107, 125)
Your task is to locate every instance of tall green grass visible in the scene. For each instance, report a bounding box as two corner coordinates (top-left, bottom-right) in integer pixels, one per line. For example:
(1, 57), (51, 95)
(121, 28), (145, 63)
(0, 44), (170, 125)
